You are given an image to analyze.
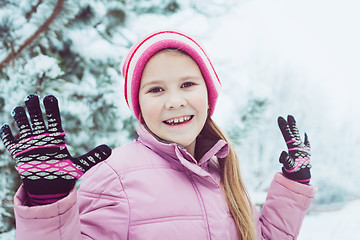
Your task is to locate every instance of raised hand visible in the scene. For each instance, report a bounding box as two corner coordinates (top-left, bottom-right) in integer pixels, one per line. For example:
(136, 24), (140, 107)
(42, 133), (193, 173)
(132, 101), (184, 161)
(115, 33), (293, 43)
(0, 94), (112, 205)
(277, 115), (311, 184)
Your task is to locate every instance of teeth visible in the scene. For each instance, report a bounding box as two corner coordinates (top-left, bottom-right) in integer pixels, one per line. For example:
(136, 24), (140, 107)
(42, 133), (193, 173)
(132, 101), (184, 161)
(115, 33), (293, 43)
(165, 116), (191, 124)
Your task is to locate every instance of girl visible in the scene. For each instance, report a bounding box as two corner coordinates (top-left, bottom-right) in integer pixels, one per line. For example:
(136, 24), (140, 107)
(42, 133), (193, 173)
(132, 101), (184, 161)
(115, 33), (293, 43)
(1, 30), (316, 239)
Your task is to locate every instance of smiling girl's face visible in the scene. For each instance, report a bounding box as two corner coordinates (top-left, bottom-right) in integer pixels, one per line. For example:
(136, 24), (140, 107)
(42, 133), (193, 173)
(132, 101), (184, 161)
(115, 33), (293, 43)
(138, 49), (208, 156)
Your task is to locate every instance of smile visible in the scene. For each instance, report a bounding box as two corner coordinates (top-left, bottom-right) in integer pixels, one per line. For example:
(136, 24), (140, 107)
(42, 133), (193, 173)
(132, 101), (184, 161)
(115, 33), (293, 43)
(163, 115), (193, 125)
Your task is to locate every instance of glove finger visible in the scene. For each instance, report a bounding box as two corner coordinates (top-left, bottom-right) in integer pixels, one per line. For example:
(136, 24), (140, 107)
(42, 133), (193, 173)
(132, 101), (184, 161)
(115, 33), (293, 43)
(277, 116), (293, 143)
(43, 95), (63, 132)
(287, 115), (301, 141)
(72, 144), (112, 172)
(0, 124), (17, 150)
(12, 106), (32, 139)
(304, 132), (310, 148)
(279, 151), (294, 170)
(24, 94), (47, 135)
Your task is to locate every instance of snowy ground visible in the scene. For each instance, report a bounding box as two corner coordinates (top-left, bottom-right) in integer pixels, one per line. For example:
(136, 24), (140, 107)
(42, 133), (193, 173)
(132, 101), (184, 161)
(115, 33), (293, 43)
(1, 200), (359, 239)
(299, 200), (360, 240)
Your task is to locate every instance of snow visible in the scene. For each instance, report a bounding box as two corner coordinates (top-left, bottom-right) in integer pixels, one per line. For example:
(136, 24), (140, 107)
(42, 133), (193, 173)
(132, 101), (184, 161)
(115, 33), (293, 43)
(299, 200), (360, 240)
(67, 28), (125, 62)
(24, 55), (64, 79)
(0, 229), (15, 240)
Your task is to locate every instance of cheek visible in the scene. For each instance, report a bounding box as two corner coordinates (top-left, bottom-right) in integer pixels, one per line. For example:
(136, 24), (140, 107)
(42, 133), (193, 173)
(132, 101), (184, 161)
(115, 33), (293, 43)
(139, 96), (161, 123)
(192, 90), (209, 115)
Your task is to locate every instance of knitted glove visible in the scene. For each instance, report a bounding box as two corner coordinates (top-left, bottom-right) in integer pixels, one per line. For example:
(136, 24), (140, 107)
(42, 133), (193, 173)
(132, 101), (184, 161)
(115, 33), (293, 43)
(0, 94), (112, 205)
(277, 115), (311, 184)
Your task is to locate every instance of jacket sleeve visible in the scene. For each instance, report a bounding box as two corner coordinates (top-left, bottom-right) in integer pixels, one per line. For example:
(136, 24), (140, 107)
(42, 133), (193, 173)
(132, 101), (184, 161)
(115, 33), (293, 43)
(77, 161), (130, 239)
(14, 184), (81, 240)
(13, 161), (130, 240)
(254, 173), (317, 240)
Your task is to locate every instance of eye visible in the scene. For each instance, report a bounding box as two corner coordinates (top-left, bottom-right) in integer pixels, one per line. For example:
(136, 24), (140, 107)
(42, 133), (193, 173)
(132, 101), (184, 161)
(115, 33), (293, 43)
(181, 82), (195, 88)
(148, 87), (164, 93)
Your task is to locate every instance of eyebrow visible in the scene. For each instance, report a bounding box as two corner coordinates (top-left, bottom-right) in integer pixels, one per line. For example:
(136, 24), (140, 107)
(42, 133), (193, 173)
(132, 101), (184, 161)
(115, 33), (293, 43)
(140, 80), (164, 90)
(180, 75), (202, 81)
(140, 75), (203, 90)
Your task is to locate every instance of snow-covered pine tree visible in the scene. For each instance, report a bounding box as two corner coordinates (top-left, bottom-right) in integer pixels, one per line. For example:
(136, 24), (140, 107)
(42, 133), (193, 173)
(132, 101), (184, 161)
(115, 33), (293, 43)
(0, 0), (185, 233)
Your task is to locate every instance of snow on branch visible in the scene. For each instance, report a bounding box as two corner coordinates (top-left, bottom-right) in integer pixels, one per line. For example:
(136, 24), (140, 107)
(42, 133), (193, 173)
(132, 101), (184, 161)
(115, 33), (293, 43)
(0, 0), (65, 71)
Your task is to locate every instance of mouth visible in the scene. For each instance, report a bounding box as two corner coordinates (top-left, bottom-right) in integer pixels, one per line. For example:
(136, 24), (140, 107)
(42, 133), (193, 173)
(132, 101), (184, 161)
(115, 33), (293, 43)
(163, 115), (194, 126)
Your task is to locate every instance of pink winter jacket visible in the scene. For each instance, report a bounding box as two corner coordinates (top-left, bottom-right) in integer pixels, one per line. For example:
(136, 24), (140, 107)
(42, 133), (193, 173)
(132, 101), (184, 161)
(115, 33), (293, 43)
(13, 125), (317, 240)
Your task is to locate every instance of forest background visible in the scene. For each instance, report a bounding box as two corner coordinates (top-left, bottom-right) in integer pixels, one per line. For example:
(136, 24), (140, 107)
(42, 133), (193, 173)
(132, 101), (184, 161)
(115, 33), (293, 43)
(1, 0), (359, 238)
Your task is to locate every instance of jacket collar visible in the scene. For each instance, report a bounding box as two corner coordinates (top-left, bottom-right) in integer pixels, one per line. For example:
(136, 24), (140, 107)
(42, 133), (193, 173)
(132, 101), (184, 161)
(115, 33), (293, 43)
(136, 124), (229, 176)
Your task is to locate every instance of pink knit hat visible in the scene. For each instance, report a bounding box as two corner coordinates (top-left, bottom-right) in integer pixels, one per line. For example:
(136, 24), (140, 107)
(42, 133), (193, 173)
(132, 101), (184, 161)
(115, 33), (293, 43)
(120, 30), (221, 120)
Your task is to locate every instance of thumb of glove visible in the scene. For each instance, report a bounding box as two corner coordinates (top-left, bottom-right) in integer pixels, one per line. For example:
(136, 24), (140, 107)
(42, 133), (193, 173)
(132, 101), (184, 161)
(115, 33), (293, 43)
(71, 144), (112, 174)
(279, 151), (295, 170)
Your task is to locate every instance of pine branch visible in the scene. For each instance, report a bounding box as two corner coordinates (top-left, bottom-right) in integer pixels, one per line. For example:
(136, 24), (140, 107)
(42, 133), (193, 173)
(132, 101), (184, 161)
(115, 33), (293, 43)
(0, 0), (65, 71)
(25, 0), (44, 20)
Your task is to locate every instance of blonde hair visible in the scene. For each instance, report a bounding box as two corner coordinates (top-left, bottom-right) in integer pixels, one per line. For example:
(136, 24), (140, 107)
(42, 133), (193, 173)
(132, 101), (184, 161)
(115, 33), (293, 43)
(201, 117), (257, 240)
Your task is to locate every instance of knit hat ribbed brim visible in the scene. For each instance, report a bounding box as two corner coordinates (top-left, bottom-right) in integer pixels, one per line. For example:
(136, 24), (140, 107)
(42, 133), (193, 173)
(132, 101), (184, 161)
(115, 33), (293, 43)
(121, 30), (221, 120)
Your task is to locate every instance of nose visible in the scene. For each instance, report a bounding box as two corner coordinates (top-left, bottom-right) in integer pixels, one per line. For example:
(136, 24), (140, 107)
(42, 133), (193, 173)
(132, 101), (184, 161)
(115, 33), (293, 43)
(165, 91), (187, 110)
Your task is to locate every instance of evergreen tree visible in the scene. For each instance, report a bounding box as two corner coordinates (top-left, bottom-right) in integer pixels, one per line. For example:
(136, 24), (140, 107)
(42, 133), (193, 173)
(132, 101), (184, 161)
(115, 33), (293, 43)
(0, 0), (185, 233)
(0, 0), (255, 233)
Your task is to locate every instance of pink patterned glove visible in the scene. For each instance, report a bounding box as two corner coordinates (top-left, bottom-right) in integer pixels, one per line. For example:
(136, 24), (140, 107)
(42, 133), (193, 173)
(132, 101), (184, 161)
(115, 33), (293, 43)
(0, 95), (111, 205)
(278, 115), (311, 184)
